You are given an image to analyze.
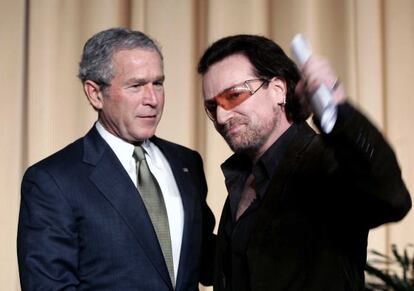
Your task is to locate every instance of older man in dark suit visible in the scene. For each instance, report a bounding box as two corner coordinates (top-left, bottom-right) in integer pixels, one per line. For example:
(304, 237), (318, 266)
(17, 27), (215, 291)
(197, 34), (411, 291)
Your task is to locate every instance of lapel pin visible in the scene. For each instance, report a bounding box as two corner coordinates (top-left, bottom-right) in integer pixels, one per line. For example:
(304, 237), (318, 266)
(182, 167), (189, 172)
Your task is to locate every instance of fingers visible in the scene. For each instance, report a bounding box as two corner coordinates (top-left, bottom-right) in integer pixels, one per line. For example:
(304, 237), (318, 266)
(301, 56), (336, 93)
(298, 55), (347, 104)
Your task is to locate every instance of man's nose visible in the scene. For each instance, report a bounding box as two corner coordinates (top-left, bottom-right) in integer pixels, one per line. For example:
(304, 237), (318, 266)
(142, 84), (159, 106)
(215, 105), (233, 124)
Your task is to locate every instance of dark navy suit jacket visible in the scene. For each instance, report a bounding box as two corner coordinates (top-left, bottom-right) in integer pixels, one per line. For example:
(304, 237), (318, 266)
(18, 126), (215, 290)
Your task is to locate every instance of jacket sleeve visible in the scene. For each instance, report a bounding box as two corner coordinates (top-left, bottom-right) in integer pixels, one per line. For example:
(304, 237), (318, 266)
(317, 102), (411, 229)
(193, 151), (216, 286)
(17, 166), (79, 290)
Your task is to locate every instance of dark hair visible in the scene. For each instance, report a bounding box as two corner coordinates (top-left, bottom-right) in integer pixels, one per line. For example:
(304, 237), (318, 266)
(198, 34), (310, 122)
(78, 27), (162, 87)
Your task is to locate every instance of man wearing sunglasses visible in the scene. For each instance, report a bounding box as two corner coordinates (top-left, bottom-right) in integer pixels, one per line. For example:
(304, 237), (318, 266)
(198, 34), (411, 291)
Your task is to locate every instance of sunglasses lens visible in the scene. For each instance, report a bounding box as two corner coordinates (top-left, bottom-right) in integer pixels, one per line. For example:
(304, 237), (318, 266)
(204, 88), (252, 120)
(218, 88), (252, 110)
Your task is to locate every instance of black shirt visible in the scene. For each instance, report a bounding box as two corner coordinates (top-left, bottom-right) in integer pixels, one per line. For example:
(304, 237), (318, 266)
(220, 123), (298, 291)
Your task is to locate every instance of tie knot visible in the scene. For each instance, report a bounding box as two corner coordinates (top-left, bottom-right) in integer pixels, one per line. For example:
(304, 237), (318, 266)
(133, 145), (146, 162)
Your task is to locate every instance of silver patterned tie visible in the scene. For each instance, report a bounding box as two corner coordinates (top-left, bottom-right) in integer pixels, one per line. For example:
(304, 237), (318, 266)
(133, 145), (175, 286)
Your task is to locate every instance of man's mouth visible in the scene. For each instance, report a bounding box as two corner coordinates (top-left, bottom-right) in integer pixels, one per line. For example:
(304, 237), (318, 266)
(227, 124), (243, 135)
(220, 121), (245, 137)
(137, 113), (157, 119)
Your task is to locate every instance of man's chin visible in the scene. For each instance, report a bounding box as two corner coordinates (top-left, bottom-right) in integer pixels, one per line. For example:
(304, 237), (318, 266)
(225, 137), (261, 156)
(226, 139), (248, 154)
(131, 129), (157, 142)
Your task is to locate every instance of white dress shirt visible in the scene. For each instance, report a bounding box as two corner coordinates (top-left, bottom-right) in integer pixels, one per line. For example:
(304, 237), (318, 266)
(95, 121), (184, 281)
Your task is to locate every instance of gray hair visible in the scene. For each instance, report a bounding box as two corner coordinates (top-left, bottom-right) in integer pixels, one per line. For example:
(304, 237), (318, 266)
(78, 27), (163, 87)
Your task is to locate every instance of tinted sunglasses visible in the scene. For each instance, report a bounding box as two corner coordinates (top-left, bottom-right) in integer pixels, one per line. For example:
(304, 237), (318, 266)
(204, 78), (269, 121)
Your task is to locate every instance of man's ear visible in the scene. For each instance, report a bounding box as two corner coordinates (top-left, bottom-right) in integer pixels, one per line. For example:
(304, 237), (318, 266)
(84, 80), (104, 110)
(270, 77), (287, 95)
(270, 77), (287, 106)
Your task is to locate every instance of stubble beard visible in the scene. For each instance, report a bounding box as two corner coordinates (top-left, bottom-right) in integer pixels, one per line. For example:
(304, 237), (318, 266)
(217, 105), (280, 156)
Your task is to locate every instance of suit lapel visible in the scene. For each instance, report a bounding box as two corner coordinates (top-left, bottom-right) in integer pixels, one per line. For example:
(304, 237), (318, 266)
(152, 137), (196, 291)
(251, 123), (317, 235)
(83, 128), (173, 289)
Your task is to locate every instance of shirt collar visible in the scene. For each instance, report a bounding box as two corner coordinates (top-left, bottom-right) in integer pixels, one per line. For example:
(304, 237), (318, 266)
(95, 121), (160, 167)
(95, 121), (135, 163)
(255, 123), (298, 180)
(221, 123), (298, 194)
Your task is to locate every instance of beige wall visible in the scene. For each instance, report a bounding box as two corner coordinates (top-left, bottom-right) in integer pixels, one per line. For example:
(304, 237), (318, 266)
(1, 0), (413, 290)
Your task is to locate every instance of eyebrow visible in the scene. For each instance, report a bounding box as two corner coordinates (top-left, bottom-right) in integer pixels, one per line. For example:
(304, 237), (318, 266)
(125, 75), (165, 86)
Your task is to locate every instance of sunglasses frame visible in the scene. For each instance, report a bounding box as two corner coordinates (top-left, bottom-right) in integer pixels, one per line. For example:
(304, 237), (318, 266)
(204, 78), (270, 121)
